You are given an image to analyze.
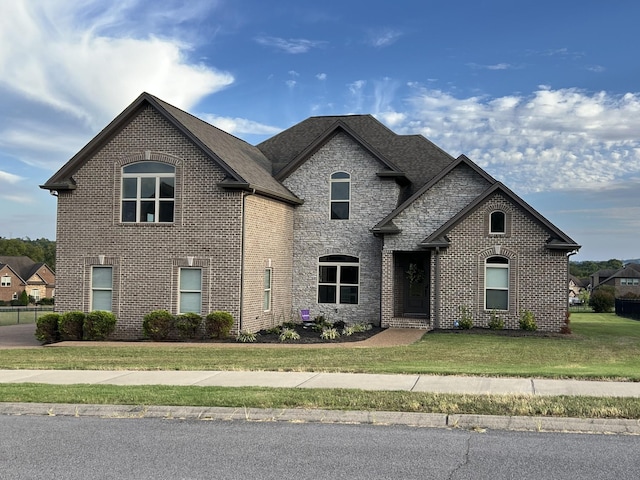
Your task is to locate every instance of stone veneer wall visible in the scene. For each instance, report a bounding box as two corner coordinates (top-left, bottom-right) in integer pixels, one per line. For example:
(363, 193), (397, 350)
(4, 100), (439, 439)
(283, 132), (399, 326)
(241, 194), (295, 332)
(54, 106), (244, 339)
(381, 164), (490, 328)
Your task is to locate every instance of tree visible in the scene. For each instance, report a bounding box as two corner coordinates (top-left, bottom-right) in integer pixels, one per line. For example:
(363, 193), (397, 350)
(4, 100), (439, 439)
(0, 237), (56, 271)
(589, 287), (615, 313)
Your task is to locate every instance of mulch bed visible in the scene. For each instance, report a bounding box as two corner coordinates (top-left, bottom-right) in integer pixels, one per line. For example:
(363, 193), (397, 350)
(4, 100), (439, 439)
(428, 327), (571, 338)
(252, 324), (384, 344)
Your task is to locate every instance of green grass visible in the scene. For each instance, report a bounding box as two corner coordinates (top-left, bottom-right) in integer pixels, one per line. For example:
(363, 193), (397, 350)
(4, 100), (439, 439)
(1, 312), (639, 380)
(0, 307), (52, 326)
(1, 384), (639, 419)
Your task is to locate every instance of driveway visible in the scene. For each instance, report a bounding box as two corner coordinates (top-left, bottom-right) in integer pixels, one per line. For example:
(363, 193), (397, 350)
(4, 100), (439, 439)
(0, 323), (41, 348)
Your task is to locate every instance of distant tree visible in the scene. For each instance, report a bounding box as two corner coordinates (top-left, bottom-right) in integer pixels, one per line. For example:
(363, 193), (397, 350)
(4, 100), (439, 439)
(0, 237), (56, 271)
(569, 259), (623, 278)
(589, 286), (615, 313)
(18, 290), (29, 306)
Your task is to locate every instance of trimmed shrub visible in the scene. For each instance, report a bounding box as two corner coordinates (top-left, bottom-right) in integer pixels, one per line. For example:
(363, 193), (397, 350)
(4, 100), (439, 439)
(205, 311), (234, 339)
(58, 311), (85, 341)
(35, 313), (61, 344)
(487, 310), (504, 330)
(519, 310), (538, 331)
(19, 290), (29, 306)
(175, 312), (202, 340)
(458, 306), (473, 329)
(142, 310), (174, 341)
(589, 288), (615, 313)
(83, 311), (117, 340)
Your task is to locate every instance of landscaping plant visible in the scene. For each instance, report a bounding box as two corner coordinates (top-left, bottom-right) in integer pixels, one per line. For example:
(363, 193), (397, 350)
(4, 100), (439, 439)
(83, 311), (117, 340)
(58, 311), (85, 341)
(205, 311), (234, 339)
(35, 312), (61, 344)
(519, 309), (538, 331)
(174, 313), (202, 340)
(142, 310), (174, 341)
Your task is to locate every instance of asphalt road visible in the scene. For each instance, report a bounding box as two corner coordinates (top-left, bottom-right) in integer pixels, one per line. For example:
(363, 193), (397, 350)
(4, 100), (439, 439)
(2, 416), (638, 479)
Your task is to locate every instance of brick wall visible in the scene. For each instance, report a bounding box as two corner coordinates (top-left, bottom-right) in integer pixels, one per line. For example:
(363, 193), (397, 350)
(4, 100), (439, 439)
(283, 132), (399, 326)
(436, 192), (569, 332)
(54, 106), (245, 339)
(241, 195), (295, 332)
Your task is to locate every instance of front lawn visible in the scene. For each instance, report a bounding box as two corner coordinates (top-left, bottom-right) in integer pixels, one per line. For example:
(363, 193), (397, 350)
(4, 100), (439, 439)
(1, 312), (638, 380)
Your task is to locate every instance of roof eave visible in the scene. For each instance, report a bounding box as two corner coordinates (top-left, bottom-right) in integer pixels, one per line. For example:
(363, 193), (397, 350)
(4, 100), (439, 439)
(217, 180), (303, 205)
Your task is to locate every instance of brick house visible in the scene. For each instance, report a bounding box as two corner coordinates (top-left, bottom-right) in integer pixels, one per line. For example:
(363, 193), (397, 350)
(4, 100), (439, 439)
(0, 256), (55, 303)
(42, 93), (579, 338)
(591, 264), (640, 298)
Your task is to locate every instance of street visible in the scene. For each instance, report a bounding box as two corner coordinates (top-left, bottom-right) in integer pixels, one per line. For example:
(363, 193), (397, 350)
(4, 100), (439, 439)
(1, 415), (638, 479)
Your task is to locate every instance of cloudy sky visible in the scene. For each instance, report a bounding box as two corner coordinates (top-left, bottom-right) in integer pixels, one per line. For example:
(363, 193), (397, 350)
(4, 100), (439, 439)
(1, 0), (639, 261)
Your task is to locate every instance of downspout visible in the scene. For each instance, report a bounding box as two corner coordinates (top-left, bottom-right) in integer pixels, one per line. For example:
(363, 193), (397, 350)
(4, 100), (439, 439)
(433, 247), (440, 330)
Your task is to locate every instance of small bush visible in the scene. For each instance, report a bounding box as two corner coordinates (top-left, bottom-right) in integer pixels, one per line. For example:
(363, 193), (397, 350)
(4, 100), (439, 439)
(58, 311), (85, 341)
(175, 313), (202, 340)
(236, 330), (258, 343)
(560, 311), (572, 335)
(487, 310), (504, 330)
(266, 325), (282, 335)
(39, 297), (55, 305)
(320, 327), (340, 340)
(143, 310), (174, 341)
(332, 320), (346, 330)
(205, 311), (234, 339)
(589, 288), (615, 313)
(342, 326), (355, 336)
(519, 310), (538, 331)
(279, 327), (300, 342)
(35, 313), (61, 344)
(458, 306), (473, 329)
(19, 291), (29, 306)
(83, 311), (117, 340)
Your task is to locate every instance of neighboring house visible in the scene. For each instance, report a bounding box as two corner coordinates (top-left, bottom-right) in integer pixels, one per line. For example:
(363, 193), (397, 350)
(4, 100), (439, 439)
(41, 93), (579, 338)
(0, 256), (56, 303)
(592, 264), (640, 297)
(568, 275), (588, 304)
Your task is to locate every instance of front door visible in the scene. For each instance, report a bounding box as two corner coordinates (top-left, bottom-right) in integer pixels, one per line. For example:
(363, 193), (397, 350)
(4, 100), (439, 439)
(398, 252), (430, 317)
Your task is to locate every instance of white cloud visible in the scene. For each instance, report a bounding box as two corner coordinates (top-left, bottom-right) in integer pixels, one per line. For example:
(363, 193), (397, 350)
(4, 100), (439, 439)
(255, 36), (325, 54)
(285, 79), (297, 89)
(0, 170), (24, 184)
(199, 114), (281, 136)
(316, 73), (327, 81)
(381, 86), (640, 194)
(0, 0), (234, 170)
(366, 28), (403, 47)
(468, 63), (514, 70)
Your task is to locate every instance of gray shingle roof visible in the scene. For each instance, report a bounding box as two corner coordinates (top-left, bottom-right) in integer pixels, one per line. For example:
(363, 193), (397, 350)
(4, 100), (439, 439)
(257, 114), (455, 193)
(0, 256), (46, 283)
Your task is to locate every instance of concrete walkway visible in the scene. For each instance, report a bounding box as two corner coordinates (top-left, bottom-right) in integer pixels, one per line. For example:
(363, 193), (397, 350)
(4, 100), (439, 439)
(1, 369), (639, 397)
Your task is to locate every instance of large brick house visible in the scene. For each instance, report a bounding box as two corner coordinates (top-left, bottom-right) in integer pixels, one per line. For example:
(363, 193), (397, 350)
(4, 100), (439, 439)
(42, 93), (579, 338)
(0, 256), (55, 303)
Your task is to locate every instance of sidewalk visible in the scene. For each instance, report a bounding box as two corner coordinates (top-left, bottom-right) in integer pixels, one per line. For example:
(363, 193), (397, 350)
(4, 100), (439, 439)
(1, 369), (639, 397)
(1, 369), (640, 434)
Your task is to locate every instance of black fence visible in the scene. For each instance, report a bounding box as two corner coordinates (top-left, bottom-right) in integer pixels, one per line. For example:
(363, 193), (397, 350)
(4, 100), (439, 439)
(615, 298), (640, 321)
(0, 306), (55, 326)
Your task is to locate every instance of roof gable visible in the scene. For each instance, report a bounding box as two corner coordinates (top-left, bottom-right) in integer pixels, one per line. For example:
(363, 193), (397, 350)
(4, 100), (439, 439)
(41, 93), (301, 205)
(373, 155), (495, 232)
(419, 182), (580, 250)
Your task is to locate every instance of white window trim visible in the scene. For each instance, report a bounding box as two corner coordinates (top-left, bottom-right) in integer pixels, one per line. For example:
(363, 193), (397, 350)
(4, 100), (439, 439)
(91, 266), (113, 312)
(178, 268), (202, 314)
(485, 257), (509, 311)
(263, 268), (272, 312)
(0, 275), (10, 287)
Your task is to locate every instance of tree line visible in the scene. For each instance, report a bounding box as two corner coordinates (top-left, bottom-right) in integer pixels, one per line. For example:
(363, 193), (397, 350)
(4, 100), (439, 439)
(0, 237), (56, 271)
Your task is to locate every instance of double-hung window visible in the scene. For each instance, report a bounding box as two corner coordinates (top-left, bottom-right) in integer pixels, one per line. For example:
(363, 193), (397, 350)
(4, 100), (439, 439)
(0, 275), (10, 287)
(122, 162), (175, 223)
(263, 268), (272, 312)
(91, 266), (113, 311)
(330, 172), (350, 220)
(318, 255), (359, 304)
(179, 268), (202, 314)
(485, 257), (509, 310)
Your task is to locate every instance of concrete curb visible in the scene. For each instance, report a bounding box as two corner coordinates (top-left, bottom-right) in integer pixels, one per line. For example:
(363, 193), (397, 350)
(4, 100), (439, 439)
(2, 402), (639, 435)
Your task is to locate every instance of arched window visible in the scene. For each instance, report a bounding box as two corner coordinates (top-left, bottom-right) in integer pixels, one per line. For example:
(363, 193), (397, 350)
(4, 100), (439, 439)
(121, 162), (175, 223)
(485, 256), (509, 310)
(330, 172), (350, 220)
(490, 211), (506, 234)
(318, 255), (359, 304)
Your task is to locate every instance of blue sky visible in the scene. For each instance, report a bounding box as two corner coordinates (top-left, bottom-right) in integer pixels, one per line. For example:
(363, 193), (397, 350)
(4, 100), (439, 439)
(1, 0), (639, 261)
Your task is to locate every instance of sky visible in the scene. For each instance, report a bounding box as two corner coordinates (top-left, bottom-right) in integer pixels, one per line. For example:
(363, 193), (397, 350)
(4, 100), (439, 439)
(1, 0), (639, 262)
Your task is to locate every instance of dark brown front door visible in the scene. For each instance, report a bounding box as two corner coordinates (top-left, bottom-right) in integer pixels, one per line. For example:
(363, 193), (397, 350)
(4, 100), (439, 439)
(398, 252), (430, 317)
